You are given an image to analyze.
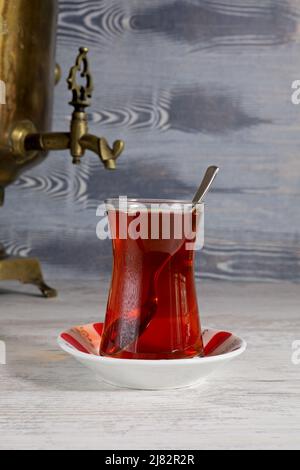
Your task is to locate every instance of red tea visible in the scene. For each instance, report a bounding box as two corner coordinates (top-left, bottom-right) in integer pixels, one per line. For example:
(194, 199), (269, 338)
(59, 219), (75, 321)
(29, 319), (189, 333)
(100, 202), (204, 360)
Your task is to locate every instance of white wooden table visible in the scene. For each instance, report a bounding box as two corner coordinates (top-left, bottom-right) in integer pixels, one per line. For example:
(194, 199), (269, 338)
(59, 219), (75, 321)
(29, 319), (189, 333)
(0, 279), (299, 450)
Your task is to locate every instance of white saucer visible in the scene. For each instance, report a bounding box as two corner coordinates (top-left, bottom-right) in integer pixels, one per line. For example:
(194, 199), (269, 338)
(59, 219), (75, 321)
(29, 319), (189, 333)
(57, 323), (247, 390)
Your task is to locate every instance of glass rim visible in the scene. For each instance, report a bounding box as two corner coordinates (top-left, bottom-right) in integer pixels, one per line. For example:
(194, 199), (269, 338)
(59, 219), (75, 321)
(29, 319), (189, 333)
(105, 198), (204, 212)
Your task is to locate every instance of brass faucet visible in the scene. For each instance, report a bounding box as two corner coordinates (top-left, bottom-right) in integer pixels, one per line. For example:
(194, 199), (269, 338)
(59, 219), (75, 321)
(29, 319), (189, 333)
(10, 47), (124, 169)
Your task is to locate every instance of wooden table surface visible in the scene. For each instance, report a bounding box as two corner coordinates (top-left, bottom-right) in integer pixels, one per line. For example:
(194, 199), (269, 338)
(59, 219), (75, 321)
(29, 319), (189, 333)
(0, 279), (299, 450)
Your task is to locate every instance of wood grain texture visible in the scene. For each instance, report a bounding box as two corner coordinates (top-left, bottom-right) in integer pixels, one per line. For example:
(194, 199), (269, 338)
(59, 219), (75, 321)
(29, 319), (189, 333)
(1, 0), (300, 282)
(0, 280), (299, 450)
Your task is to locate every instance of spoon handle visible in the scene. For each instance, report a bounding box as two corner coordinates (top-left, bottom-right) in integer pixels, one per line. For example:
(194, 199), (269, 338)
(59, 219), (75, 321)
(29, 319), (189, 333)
(192, 166), (219, 207)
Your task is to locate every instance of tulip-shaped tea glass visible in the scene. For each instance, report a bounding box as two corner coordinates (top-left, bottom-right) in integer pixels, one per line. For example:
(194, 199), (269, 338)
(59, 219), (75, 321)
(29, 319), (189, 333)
(100, 198), (205, 360)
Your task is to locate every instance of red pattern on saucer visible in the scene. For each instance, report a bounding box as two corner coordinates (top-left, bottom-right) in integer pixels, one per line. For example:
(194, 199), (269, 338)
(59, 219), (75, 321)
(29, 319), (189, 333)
(61, 323), (241, 358)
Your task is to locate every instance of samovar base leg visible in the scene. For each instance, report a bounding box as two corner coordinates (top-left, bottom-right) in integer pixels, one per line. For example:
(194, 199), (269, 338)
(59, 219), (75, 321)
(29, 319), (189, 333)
(0, 252), (57, 299)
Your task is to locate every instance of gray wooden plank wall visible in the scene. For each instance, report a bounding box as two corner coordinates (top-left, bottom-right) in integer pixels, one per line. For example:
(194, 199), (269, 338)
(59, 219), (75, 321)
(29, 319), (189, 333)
(1, 0), (300, 282)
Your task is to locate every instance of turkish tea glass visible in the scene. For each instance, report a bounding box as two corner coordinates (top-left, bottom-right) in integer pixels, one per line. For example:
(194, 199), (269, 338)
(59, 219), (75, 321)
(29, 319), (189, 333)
(100, 198), (205, 360)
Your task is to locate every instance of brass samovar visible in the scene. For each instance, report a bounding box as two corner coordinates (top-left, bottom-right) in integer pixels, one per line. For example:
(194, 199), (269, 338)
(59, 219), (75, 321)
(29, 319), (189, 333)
(0, 0), (124, 297)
